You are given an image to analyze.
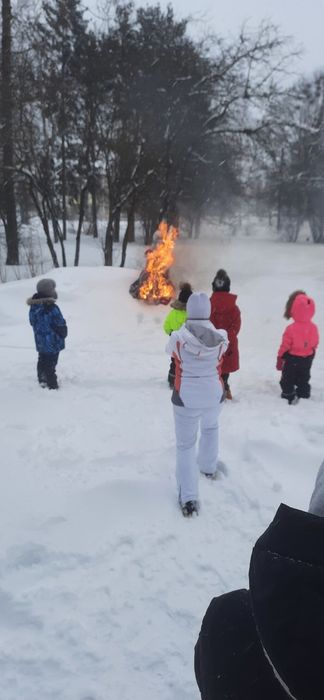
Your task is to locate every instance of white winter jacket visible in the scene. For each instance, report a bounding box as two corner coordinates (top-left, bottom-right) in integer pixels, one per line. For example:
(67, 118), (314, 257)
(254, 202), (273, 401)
(166, 320), (228, 408)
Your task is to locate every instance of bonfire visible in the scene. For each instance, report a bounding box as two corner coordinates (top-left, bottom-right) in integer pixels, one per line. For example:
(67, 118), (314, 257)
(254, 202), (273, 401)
(129, 222), (179, 304)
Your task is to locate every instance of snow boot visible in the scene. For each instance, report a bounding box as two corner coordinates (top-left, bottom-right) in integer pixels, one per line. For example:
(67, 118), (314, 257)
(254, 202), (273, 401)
(202, 461), (228, 480)
(202, 471), (218, 480)
(289, 396), (299, 405)
(181, 500), (199, 517)
(225, 388), (233, 400)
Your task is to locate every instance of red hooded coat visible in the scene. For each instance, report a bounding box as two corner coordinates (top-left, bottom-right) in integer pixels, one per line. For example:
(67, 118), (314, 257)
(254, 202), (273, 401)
(210, 292), (241, 373)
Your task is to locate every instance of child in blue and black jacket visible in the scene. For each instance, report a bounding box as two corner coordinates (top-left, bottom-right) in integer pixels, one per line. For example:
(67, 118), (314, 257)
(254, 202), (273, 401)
(27, 278), (68, 389)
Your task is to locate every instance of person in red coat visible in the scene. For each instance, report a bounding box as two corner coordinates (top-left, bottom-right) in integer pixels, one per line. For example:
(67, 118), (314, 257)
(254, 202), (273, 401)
(210, 269), (241, 399)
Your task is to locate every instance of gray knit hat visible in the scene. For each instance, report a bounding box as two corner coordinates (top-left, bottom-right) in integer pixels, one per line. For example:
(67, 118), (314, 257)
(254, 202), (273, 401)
(187, 292), (211, 320)
(36, 278), (57, 299)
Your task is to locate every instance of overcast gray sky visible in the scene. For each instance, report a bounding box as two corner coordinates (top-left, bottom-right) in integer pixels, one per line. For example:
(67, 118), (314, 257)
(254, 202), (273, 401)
(88, 0), (324, 76)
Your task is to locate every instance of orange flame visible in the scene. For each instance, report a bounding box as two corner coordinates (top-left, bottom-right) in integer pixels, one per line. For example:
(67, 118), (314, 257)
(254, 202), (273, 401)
(138, 222), (179, 304)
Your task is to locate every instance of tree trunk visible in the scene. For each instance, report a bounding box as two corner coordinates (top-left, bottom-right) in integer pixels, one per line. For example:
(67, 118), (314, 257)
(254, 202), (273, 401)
(45, 197), (66, 266)
(104, 211), (114, 265)
(126, 205), (135, 242)
(309, 213), (324, 243)
(91, 188), (98, 238)
(120, 202), (135, 267)
(29, 187), (59, 268)
(144, 218), (157, 245)
(58, 230), (67, 266)
(113, 208), (121, 242)
(1, 0), (19, 265)
(51, 215), (60, 243)
(18, 179), (30, 225)
(276, 148), (284, 232)
(74, 184), (88, 266)
(61, 132), (67, 240)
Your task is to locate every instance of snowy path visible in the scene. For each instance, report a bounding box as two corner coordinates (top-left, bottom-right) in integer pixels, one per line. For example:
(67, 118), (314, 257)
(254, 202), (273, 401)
(0, 238), (323, 700)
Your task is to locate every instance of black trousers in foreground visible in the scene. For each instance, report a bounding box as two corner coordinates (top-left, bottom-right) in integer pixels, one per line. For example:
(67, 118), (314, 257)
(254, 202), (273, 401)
(37, 352), (59, 389)
(280, 353), (314, 402)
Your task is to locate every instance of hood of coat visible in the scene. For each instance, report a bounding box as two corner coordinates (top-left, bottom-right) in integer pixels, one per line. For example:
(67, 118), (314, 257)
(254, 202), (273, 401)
(183, 319), (228, 354)
(195, 589), (288, 700)
(27, 294), (57, 306)
(249, 503), (324, 700)
(211, 291), (237, 310)
(290, 294), (315, 322)
(170, 299), (186, 311)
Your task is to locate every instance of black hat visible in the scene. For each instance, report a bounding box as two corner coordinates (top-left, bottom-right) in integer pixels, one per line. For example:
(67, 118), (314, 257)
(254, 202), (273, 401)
(212, 269), (231, 292)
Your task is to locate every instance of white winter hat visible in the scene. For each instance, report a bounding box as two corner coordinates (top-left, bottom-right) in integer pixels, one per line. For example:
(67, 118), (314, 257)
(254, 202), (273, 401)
(186, 292), (211, 320)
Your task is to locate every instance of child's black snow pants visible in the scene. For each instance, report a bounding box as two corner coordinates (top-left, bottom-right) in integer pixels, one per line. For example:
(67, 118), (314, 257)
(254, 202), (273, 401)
(280, 353), (314, 402)
(221, 372), (230, 390)
(37, 352), (59, 389)
(168, 357), (175, 388)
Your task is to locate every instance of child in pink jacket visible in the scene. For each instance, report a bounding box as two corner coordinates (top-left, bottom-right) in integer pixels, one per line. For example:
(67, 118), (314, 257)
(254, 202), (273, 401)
(277, 291), (319, 404)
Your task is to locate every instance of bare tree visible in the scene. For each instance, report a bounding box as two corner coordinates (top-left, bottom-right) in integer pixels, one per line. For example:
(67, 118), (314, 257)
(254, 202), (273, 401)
(0, 0), (19, 264)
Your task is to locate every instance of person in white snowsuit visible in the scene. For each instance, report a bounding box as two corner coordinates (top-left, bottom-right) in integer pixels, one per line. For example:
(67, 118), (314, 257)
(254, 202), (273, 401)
(166, 292), (228, 516)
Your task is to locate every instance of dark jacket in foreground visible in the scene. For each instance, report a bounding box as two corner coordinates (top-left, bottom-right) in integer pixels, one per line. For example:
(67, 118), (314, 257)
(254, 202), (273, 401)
(195, 503), (324, 699)
(195, 588), (287, 699)
(27, 294), (68, 354)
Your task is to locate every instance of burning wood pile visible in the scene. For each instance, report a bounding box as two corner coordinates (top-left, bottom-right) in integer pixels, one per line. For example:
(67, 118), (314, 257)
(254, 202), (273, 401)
(129, 222), (179, 304)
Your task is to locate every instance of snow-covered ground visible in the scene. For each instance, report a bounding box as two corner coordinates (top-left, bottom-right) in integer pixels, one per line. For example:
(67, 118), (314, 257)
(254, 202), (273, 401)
(0, 233), (323, 700)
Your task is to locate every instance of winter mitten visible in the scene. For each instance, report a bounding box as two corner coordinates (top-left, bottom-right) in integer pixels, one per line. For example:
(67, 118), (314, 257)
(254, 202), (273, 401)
(276, 356), (284, 371)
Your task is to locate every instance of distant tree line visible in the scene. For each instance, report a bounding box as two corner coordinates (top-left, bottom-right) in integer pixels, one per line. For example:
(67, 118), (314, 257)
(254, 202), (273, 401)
(1, 0), (324, 270)
(255, 74), (324, 243)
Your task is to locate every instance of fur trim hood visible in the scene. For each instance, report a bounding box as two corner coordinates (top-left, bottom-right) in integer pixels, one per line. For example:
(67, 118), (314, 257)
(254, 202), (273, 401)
(27, 295), (57, 306)
(170, 299), (186, 310)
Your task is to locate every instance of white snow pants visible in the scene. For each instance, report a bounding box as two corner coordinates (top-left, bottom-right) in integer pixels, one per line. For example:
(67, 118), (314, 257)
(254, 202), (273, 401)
(173, 403), (221, 505)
